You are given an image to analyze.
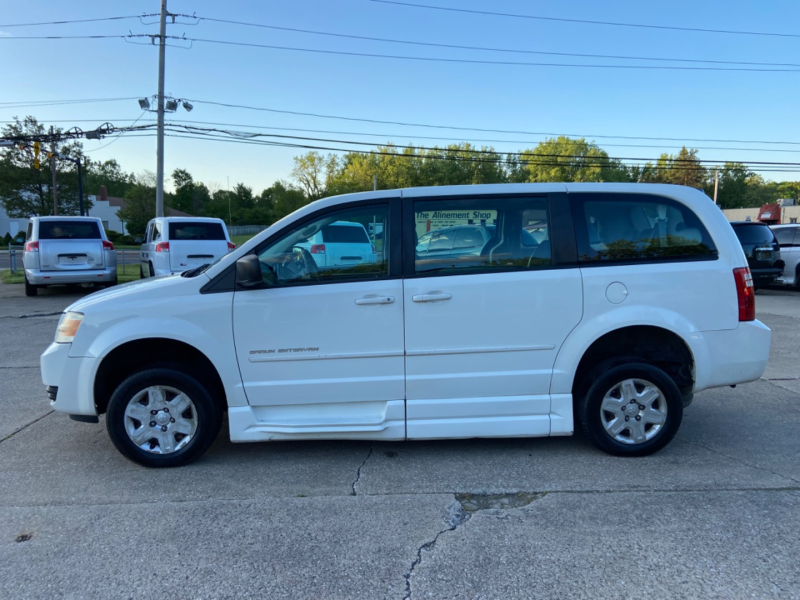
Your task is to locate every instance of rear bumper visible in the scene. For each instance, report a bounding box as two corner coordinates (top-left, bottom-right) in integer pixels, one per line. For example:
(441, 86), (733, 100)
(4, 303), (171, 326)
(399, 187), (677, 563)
(687, 320), (771, 392)
(26, 267), (116, 285)
(40, 342), (99, 416)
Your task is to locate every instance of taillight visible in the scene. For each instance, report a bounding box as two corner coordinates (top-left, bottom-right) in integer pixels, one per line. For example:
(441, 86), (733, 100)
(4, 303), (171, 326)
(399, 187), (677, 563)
(310, 244), (326, 254)
(25, 241), (39, 252)
(102, 240), (114, 250)
(733, 267), (755, 321)
(227, 242), (236, 252)
(155, 242), (170, 252)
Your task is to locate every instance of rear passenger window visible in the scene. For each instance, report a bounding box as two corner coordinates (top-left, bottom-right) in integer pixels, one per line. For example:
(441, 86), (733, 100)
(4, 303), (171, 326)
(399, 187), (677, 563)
(413, 198), (552, 274)
(38, 220), (101, 240)
(773, 227), (798, 247)
(169, 222), (226, 241)
(575, 195), (717, 263)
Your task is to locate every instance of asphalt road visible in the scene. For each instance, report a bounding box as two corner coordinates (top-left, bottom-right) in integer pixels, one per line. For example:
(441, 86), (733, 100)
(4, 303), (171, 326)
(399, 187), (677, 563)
(1, 282), (798, 599)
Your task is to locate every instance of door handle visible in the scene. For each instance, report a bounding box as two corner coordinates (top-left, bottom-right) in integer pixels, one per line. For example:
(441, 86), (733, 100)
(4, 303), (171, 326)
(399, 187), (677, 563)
(412, 292), (452, 302)
(355, 295), (395, 305)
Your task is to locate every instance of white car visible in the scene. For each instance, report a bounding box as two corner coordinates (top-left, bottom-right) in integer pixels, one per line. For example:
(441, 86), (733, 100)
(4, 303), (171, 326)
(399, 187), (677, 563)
(140, 217), (235, 278)
(22, 216), (117, 297)
(771, 224), (800, 289)
(295, 220), (377, 270)
(41, 183), (771, 468)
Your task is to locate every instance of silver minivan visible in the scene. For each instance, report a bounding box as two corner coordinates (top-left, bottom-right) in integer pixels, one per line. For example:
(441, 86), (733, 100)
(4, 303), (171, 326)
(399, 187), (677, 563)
(22, 216), (117, 297)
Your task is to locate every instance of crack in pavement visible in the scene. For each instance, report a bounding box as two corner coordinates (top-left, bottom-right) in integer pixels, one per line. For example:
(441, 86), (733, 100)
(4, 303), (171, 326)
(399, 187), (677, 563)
(676, 436), (800, 486)
(0, 311), (62, 319)
(404, 498), (469, 600)
(351, 442), (373, 496)
(403, 493), (546, 599)
(0, 410), (54, 444)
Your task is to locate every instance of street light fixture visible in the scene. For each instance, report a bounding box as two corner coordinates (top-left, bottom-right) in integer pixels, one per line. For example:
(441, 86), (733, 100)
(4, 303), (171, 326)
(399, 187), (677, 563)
(182, 101), (193, 112)
(138, 98), (151, 110)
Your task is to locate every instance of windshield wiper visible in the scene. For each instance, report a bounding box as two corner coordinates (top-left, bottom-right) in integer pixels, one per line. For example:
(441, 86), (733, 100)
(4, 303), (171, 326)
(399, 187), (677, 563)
(181, 264), (211, 278)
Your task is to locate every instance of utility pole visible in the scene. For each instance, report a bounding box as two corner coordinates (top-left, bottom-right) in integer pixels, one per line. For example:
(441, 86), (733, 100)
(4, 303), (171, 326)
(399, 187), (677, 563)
(49, 126), (58, 215)
(155, 0), (168, 218)
(713, 169), (719, 205)
(373, 174), (377, 191)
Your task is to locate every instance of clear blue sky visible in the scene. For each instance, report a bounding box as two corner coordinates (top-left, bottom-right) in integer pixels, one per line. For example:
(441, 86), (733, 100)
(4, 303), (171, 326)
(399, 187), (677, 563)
(2, 0), (799, 193)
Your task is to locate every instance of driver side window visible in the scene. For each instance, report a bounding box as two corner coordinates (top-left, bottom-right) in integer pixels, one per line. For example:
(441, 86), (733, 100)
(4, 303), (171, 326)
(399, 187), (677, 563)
(256, 205), (390, 286)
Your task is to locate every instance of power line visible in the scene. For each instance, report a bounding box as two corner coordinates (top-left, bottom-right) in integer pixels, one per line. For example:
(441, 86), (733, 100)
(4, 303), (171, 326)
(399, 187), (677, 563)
(197, 18), (800, 68)
(157, 131), (800, 174)
(0, 14), (151, 28)
(8, 117), (800, 154)
(186, 98), (800, 147)
(128, 122), (800, 167)
(183, 37), (800, 72)
(370, 0), (800, 39)
(0, 97), (141, 108)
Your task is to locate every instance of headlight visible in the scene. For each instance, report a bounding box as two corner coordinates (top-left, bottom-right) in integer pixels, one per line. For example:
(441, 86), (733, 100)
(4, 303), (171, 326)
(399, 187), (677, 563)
(55, 312), (84, 344)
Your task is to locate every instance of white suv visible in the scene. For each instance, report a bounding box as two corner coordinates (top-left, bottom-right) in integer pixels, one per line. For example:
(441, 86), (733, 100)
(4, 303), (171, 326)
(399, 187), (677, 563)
(41, 183), (771, 467)
(140, 217), (234, 278)
(22, 216), (117, 297)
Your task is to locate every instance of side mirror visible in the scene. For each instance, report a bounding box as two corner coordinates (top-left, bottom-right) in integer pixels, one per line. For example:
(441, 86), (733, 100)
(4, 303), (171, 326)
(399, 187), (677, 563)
(236, 255), (262, 288)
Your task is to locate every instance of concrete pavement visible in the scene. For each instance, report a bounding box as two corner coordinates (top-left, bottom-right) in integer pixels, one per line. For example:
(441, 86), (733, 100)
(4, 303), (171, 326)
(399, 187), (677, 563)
(1, 281), (798, 598)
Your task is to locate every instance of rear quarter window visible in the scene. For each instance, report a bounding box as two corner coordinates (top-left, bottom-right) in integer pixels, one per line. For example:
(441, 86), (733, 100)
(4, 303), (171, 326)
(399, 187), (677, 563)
(574, 194), (717, 263)
(733, 225), (776, 245)
(168, 222), (226, 241)
(38, 220), (101, 240)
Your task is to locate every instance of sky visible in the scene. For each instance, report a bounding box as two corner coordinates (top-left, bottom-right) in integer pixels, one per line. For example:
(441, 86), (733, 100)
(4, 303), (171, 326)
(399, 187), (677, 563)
(2, 0), (800, 193)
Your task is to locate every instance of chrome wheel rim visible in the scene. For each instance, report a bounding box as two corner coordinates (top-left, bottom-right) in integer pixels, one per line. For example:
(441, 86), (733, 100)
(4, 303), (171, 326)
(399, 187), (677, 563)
(123, 386), (198, 454)
(600, 378), (668, 445)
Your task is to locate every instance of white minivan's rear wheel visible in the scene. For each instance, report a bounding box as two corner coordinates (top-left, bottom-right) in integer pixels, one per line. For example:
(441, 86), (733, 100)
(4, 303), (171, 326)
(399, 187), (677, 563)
(106, 368), (222, 468)
(578, 362), (683, 457)
(24, 275), (38, 297)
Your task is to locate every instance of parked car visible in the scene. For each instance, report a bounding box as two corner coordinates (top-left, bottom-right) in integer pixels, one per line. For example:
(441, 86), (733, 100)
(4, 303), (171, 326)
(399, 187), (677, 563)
(41, 183), (771, 467)
(294, 220), (377, 270)
(22, 216), (117, 297)
(416, 224), (540, 265)
(729, 222), (784, 289)
(139, 217), (235, 278)
(770, 224), (800, 289)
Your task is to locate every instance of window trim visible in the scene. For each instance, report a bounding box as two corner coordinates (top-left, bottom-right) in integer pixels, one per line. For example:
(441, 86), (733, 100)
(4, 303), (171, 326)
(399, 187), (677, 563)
(402, 193), (575, 279)
(569, 192), (719, 267)
(228, 197), (401, 292)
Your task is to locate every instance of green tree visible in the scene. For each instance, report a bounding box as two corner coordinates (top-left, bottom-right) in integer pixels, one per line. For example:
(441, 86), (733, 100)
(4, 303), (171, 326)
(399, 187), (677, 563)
(709, 163), (750, 209)
(84, 158), (136, 198)
(291, 152), (338, 199)
(645, 147), (708, 189)
(0, 116), (90, 217)
(511, 137), (629, 183)
(171, 168), (209, 215)
(261, 181), (311, 222)
(117, 184), (162, 237)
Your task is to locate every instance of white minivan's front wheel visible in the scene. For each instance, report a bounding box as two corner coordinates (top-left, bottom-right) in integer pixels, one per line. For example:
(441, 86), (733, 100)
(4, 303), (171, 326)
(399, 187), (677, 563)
(106, 368), (222, 468)
(578, 363), (683, 457)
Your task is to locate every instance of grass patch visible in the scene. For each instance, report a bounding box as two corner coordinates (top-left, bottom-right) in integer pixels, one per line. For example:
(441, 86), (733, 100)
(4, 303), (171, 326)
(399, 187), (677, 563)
(118, 270), (142, 283)
(0, 269), (24, 284)
(231, 233), (260, 248)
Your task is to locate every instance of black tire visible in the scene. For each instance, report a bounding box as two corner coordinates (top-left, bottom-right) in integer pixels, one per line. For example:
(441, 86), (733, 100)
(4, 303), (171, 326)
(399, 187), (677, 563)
(578, 362), (683, 457)
(105, 276), (118, 288)
(139, 266), (145, 279)
(148, 262), (155, 277)
(106, 368), (222, 468)
(24, 275), (38, 297)
(795, 266), (800, 291)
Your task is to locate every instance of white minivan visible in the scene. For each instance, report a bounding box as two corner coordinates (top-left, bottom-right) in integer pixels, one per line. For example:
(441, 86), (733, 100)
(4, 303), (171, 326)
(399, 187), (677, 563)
(140, 217), (235, 278)
(22, 216), (117, 297)
(41, 183), (771, 468)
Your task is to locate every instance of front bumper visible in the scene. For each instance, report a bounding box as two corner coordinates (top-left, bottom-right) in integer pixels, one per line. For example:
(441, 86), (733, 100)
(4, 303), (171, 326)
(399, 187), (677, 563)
(40, 342), (99, 416)
(26, 267), (117, 285)
(687, 320), (771, 392)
